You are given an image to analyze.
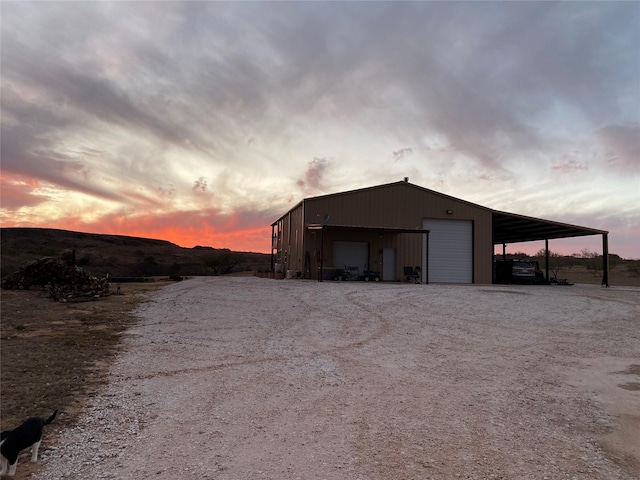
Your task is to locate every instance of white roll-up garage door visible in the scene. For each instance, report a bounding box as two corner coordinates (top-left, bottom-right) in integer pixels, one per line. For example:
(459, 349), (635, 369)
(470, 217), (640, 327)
(333, 241), (369, 275)
(422, 219), (473, 283)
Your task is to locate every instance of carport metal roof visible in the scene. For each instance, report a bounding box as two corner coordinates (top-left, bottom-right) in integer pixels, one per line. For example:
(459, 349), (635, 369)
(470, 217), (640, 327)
(492, 210), (608, 245)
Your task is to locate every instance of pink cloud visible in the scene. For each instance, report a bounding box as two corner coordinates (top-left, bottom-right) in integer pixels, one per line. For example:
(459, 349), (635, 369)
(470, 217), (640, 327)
(192, 177), (207, 192)
(392, 148), (413, 161)
(297, 157), (327, 191)
(0, 174), (50, 210)
(551, 159), (588, 173)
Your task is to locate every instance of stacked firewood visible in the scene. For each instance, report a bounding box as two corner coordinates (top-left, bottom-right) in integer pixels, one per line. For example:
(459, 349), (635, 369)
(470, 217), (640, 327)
(1, 257), (110, 301)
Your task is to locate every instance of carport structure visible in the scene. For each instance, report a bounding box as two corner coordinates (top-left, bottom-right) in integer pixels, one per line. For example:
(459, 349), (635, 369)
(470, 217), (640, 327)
(492, 210), (610, 286)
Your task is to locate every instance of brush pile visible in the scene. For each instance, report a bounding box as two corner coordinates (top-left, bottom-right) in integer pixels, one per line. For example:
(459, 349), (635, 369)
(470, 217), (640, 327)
(1, 257), (110, 301)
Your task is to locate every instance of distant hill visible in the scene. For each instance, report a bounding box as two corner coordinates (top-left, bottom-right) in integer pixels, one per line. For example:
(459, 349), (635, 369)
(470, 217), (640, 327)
(0, 228), (271, 279)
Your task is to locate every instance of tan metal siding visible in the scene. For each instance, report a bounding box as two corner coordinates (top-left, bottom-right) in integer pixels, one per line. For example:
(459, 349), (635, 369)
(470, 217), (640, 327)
(397, 233), (424, 280)
(287, 204), (306, 274)
(274, 203), (305, 274)
(303, 183), (493, 283)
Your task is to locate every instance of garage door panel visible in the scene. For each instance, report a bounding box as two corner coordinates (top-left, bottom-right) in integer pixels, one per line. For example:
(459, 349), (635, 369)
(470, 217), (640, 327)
(333, 241), (369, 275)
(422, 220), (472, 283)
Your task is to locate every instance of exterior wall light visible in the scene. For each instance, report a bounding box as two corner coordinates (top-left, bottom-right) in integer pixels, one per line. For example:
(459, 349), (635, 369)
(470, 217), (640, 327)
(446, 209), (454, 215)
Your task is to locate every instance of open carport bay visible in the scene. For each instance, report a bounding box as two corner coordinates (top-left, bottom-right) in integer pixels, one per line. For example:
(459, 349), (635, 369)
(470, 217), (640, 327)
(35, 278), (639, 480)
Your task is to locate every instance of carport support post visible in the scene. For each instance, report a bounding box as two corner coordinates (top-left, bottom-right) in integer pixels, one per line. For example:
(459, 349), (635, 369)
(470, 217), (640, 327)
(424, 232), (430, 284)
(319, 225), (325, 282)
(545, 239), (550, 282)
(602, 233), (609, 287)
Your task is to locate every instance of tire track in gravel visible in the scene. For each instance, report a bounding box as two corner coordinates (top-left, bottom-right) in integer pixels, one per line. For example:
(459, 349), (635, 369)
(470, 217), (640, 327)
(117, 283), (396, 382)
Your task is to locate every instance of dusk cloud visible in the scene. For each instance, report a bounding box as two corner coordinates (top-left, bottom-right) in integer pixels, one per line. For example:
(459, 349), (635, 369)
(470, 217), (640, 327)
(297, 158), (329, 193)
(1, 1), (638, 257)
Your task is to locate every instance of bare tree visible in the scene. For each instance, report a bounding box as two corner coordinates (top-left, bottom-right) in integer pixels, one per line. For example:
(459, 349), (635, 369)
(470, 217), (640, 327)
(534, 249), (566, 280)
(581, 249), (602, 277)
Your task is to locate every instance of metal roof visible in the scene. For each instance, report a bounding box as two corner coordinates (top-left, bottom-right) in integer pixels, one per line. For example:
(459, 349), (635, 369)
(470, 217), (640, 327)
(492, 210), (607, 245)
(275, 181), (608, 245)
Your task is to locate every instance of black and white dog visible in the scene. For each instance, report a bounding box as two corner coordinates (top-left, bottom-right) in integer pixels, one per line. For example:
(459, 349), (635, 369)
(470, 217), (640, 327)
(0, 410), (57, 477)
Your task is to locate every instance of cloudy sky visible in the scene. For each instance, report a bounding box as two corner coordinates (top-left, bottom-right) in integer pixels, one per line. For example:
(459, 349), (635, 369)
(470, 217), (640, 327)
(1, 1), (639, 257)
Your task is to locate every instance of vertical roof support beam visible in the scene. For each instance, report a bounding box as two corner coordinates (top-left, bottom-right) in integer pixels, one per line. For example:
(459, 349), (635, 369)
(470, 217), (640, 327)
(545, 239), (550, 282)
(602, 233), (609, 287)
(425, 232), (430, 284)
(319, 225), (325, 282)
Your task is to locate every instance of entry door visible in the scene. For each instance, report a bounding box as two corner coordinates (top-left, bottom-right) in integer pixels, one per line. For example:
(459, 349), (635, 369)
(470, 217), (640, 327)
(422, 219), (473, 283)
(382, 247), (396, 281)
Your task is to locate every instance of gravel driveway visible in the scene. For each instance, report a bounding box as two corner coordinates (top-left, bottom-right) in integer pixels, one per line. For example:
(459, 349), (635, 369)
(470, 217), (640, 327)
(35, 277), (639, 479)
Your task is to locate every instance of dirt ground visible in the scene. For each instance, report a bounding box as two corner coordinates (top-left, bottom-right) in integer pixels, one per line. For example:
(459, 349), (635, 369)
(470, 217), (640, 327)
(2, 277), (639, 480)
(0, 281), (167, 478)
(550, 265), (640, 288)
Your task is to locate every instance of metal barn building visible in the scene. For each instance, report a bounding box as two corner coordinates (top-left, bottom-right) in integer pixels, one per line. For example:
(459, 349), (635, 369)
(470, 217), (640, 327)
(270, 180), (610, 285)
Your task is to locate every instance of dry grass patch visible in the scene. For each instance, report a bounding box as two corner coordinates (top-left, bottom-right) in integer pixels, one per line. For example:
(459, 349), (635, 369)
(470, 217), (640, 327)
(1, 282), (166, 431)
